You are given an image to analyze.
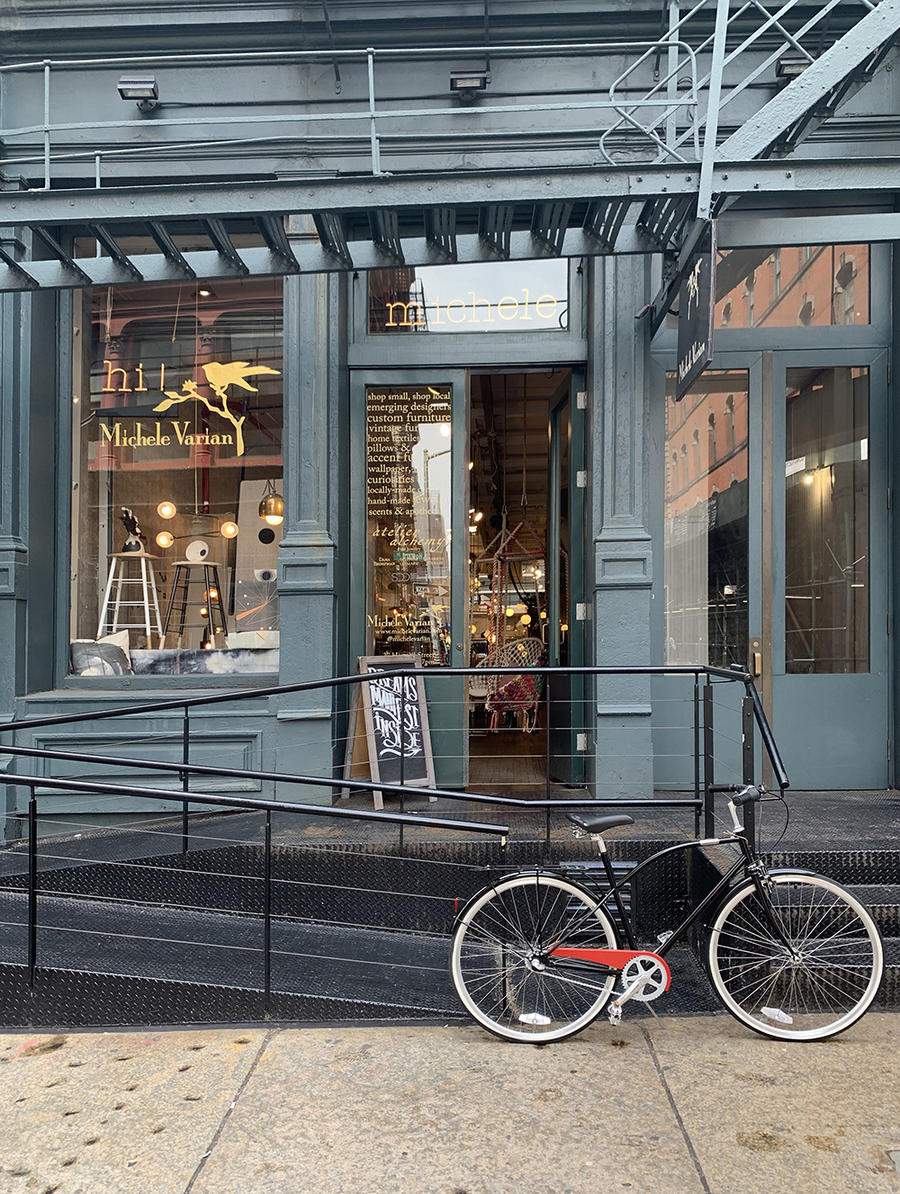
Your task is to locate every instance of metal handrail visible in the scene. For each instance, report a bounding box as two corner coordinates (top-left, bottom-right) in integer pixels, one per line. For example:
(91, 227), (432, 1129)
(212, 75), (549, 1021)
(0, 662), (790, 811)
(8, 768), (509, 999)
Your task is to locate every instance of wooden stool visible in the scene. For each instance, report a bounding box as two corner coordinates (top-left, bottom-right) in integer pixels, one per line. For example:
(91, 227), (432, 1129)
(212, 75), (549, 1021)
(160, 562), (228, 649)
(97, 552), (163, 646)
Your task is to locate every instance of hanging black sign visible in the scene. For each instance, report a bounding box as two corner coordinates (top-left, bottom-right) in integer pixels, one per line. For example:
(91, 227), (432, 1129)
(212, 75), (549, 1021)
(675, 221), (716, 401)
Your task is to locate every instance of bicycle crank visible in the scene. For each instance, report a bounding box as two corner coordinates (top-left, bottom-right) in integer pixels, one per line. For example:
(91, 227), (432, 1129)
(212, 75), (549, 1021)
(619, 954), (670, 1002)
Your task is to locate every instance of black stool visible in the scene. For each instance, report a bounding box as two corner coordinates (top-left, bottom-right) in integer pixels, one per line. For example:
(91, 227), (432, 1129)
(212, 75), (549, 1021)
(160, 562), (228, 648)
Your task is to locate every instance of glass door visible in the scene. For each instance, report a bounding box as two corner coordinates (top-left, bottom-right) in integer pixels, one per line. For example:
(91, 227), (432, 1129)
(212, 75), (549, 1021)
(661, 351), (890, 790)
(769, 352), (889, 788)
(350, 369), (469, 788)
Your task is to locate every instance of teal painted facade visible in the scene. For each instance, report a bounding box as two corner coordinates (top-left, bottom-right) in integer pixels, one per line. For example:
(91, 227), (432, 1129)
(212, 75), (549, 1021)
(2, 1), (900, 836)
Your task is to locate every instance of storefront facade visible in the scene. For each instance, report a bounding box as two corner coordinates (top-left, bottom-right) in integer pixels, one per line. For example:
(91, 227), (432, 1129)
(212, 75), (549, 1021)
(2, 0), (900, 833)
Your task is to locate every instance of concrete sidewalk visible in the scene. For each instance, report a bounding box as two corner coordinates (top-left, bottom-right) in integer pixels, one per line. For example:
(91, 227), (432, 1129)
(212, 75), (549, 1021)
(2, 1014), (898, 1194)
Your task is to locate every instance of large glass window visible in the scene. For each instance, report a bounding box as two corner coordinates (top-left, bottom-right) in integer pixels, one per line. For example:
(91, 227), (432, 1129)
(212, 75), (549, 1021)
(664, 371), (749, 666)
(715, 245), (869, 329)
(368, 260), (568, 334)
(70, 278), (283, 677)
(365, 385), (452, 665)
(784, 366), (869, 674)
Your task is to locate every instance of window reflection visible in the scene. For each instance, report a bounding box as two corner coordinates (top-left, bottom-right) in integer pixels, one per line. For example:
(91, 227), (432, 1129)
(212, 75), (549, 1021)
(368, 260), (568, 334)
(784, 366), (869, 674)
(664, 371), (749, 667)
(714, 244), (869, 329)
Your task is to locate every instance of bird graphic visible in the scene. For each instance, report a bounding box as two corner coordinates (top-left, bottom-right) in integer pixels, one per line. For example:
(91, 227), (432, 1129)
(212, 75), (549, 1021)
(153, 359), (281, 456)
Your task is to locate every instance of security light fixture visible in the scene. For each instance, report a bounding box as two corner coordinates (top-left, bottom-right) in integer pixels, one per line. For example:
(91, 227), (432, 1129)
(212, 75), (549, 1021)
(449, 69), (490, 102)
(117, 74), (159, 112)
(775, 54), (810, 82)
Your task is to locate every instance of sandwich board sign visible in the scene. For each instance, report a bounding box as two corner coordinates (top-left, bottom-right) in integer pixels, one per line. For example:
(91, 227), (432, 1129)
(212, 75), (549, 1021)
(341, 655), (436, 809)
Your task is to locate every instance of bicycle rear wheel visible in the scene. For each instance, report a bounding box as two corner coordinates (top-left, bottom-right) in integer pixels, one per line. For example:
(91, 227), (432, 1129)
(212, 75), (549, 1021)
(450, 872), (618, 1043)
(708, 872), (883, 1041)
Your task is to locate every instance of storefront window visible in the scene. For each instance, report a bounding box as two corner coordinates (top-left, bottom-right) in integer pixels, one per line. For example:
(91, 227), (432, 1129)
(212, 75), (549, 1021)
(70, 278), (283, 677)
(715, 244), (869, 328)
(784, 366), (869, 674)
(366, 385), (452, 664)
(664, 371), (750, 667)
(368, 260), (568, 333)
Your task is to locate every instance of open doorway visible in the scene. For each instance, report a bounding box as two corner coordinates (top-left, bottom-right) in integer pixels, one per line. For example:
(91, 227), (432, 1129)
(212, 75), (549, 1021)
(467, 369), (574, 790)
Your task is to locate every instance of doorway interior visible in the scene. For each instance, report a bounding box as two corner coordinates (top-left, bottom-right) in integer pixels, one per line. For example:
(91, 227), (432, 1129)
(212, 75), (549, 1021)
(466, 368), (575, 790)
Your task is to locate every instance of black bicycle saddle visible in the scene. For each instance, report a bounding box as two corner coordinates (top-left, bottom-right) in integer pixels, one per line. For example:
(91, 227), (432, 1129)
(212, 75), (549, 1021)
(566, 812), (634, 834)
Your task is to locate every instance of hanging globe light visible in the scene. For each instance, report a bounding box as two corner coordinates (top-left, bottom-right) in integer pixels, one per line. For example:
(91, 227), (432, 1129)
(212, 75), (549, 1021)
(258, 480), (284, 526)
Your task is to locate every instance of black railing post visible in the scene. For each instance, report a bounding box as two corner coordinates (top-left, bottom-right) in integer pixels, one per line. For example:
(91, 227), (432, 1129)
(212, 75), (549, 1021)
(264, 808), (272, 1016)
(544, 671), (552, 849)
(27, 791), (37, 988)
(181, 704), (190, 856)
(693, 673), (701, 838)
(741, 694), (756, 850)
(398, 677), (406, 855)
(703, 681), (715, 837)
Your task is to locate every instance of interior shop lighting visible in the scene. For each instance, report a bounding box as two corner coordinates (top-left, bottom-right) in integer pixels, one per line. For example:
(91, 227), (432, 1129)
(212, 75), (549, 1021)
(449, 69), (490, 101)
(220, 520), (239, 539)
(156, 500), (177, 519)
(259, 480), (285, 526)
(117, 74), (159, 112)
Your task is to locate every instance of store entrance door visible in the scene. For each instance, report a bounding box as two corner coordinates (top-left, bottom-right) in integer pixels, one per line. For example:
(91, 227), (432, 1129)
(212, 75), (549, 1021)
(467, 369), (580, 791)
(662, 352), (890, 790)
(351, 368), (469, 789)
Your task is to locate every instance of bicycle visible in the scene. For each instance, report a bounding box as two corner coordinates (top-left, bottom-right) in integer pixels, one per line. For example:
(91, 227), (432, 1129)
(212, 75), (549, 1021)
(449, 785), (884, 1044)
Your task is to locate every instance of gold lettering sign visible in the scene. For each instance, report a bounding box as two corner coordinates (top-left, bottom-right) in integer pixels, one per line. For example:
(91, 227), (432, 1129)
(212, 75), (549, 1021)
(101, 358), (281, 456)
(384, 289), (559, 329)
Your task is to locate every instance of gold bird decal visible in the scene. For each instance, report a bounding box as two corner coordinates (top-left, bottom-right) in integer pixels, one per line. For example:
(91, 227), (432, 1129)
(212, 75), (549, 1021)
(202, 361), (280, 398)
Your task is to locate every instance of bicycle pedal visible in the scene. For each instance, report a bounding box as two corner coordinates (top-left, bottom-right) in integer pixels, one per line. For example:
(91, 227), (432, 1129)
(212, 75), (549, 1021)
(607, 1002), (623, 1026)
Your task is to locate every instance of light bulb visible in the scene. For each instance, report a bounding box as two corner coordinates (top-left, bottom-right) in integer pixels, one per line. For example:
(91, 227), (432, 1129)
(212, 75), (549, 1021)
(474, 511), (483, 522)
(803, 472), (815, 486)
(505, 606), (515, 618)
(155, 530), (174, 549)
(157, 500), (177, 519)
(539, 611), (547, 620)
(439, 423), (451, 438)
(520, 614), (532, 626)
(220, 520), (239, 539)
(560, 623), (568, 633)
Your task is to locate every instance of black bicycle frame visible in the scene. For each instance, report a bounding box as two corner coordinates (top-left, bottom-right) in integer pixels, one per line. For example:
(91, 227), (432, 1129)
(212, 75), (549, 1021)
(546, 834), (754, 963)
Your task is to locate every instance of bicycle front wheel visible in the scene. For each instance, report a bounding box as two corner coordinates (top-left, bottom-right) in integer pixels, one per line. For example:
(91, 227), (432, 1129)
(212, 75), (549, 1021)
(450, 872), (618, 1043)
(708, 872), (883, 1041)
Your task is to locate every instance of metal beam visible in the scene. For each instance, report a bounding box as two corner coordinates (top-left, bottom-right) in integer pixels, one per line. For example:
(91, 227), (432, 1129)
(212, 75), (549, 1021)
(531, 201), (573, 255)
(718, 0), (900, 162)
(31, 226), (93, 286)
(255, 214), (300, 270)
(3, 159), (899, 232)
(369, 208), (404, 263)
(204, 217), (250, 276)
(717, 209), (900, 248)
(423, 207), (457, 261)
(145, 221), (196, 278)
(479, 204), (514, 258)
(87, 223), (143, 281)
(4, 204), (900, 294)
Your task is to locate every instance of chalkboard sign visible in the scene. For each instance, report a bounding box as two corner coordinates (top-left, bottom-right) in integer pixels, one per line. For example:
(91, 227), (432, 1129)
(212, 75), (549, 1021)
(341, 655), (436, 809)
